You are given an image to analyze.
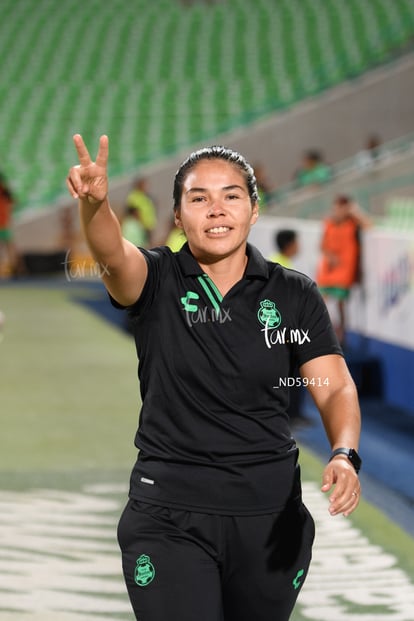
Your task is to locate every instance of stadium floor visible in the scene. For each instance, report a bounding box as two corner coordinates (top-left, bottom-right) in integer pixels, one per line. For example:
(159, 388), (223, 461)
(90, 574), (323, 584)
(1, 276), (414, 620)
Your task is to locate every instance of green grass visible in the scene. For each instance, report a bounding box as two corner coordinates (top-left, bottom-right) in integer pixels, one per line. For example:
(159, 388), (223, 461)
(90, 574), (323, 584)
(0, 281), (138, 473)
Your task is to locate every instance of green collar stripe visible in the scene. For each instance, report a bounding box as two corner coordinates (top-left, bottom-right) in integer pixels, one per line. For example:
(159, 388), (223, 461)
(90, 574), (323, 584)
(197, 275), (222, 312)
(203, 275), (223, 303)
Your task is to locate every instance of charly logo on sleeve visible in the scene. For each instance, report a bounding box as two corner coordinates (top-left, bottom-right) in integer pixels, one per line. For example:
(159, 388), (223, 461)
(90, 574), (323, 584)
(257, 299), (311, 349)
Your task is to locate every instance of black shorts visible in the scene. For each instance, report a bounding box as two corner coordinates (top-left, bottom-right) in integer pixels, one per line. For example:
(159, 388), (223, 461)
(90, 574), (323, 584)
(117, 494), (315, 621)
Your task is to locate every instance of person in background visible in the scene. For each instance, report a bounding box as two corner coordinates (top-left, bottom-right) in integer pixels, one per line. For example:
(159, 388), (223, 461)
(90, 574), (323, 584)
(66, 135), (362, 621)
(126, 177), (157, 246)
(253, 162), (273, 209)
(270, 229), (299, 268)
(163, 215), (186, 252)
(294, 150), (331, 188)
(355, 134), (385, 170)
(0, 171), (20, 277)
(121, 206), (147, 248)
(316, 194), (372, 345)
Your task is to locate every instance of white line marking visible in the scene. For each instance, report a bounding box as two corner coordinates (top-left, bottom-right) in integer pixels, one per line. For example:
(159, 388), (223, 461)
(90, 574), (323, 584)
(0, 482), (413, 619)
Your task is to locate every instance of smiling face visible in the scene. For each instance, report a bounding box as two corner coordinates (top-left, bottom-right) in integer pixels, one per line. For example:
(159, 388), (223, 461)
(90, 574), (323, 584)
(174, 159), (259, 263)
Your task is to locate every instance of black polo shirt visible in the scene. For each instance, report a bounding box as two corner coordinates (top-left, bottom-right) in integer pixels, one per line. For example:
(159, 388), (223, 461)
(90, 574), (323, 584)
(114, 243), (342, 515)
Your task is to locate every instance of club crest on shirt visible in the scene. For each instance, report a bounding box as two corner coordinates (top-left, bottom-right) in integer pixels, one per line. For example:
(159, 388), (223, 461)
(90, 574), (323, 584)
(257, 299), (281, 328)
(257, 299), (311, 349)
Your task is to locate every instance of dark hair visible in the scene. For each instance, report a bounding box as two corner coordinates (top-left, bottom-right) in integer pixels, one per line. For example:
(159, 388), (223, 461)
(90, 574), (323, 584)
(275, 229), (297, 252)
(305, 149), (323, 163)
(335, 194), (351, 205)
(173, 145), (258, 209)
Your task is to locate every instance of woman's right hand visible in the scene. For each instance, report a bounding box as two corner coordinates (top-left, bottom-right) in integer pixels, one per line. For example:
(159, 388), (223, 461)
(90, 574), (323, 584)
(66, 134), (109, 205)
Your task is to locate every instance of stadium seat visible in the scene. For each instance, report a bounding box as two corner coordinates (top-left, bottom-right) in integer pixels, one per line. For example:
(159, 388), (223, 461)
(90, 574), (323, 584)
(1, 0), (414, 212)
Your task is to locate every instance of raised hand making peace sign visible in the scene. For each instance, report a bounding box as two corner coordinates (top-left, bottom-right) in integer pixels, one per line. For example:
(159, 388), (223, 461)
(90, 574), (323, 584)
(66, 134), (109, 205)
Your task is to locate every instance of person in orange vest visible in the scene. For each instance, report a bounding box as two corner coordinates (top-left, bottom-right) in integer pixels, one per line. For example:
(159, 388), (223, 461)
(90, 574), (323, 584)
(317, 194), (372, 345)
(0, 172), (20, 277)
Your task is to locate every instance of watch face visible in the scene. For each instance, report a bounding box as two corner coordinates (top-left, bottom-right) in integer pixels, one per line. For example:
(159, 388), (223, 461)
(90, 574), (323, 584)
(349, 449), (362, 472)
(330, 448), (361, 473)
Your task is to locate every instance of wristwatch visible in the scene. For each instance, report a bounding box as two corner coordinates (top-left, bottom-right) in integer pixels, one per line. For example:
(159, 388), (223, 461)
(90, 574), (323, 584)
(329, 447), (362, 474)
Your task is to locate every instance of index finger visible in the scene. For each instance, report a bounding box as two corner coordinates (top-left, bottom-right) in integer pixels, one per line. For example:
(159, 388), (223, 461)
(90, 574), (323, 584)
(95, 134), (109, 168)
(73, 134), (92, 166)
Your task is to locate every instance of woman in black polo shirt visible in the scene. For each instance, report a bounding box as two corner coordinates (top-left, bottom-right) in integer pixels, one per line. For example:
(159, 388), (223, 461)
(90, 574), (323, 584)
(67, 135), (361, 621)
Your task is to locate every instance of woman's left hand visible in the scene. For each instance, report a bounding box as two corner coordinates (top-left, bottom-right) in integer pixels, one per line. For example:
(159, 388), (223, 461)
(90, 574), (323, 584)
(321, 457), (361, 517)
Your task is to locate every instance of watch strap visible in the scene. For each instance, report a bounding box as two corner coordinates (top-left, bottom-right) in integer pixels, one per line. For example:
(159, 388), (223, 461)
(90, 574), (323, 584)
(329, 447), (361, 473)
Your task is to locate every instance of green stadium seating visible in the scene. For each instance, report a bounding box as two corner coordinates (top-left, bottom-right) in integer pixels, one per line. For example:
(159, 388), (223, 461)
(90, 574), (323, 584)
(381, 196), (414, 230)
(1, 0), (414, 211)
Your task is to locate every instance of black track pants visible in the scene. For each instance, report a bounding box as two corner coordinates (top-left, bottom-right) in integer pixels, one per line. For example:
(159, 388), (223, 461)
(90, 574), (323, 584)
(117, 495), (315, 621)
